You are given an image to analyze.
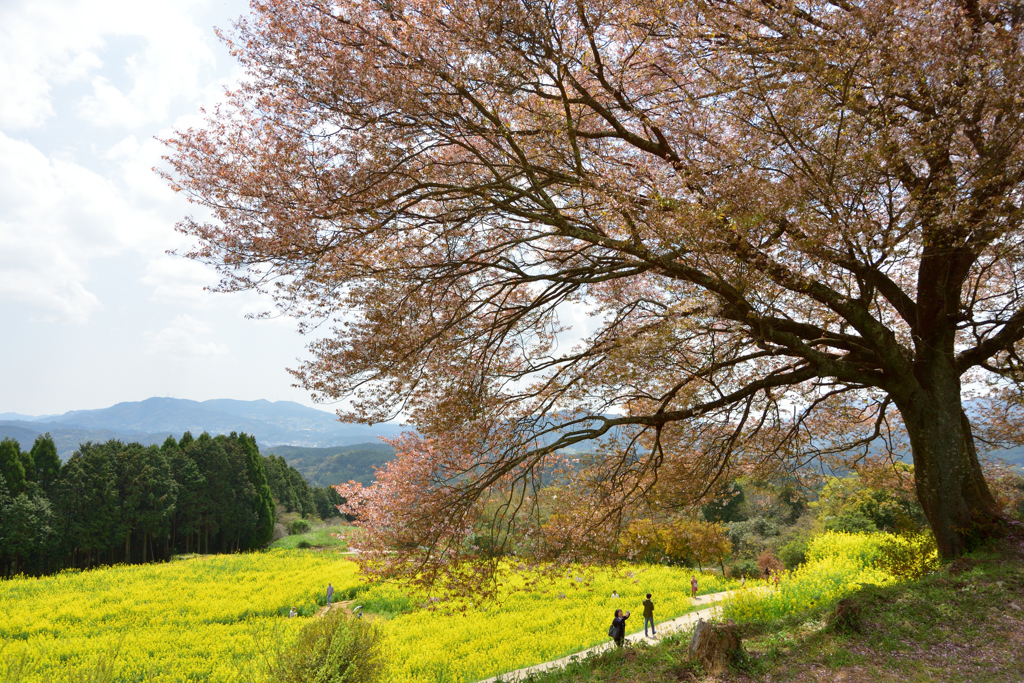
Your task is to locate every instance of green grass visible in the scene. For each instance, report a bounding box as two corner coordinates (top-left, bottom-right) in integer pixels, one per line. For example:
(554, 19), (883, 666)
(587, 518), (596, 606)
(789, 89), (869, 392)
(269, 524), (353, 550)
(518, 530), (1024, 682)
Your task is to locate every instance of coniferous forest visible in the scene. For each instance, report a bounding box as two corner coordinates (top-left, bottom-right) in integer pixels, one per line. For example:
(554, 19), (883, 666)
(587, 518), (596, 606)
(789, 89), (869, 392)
(0, 432), (344, 578)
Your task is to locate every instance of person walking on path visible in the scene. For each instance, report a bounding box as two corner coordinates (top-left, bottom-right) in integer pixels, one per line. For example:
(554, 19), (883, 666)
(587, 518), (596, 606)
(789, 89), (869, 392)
(690, 575), (698, 599)
(642, 594), (656, 638)
(327, 583), (334, 605)
(610, 609), (630, 647)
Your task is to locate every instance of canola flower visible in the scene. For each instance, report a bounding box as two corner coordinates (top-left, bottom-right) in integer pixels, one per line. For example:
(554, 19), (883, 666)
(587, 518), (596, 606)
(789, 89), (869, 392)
(721, 531), (913, 623)
(0, 551), (737, 683)
(366, 564), (739, 683)
(0, 550), (362, 682)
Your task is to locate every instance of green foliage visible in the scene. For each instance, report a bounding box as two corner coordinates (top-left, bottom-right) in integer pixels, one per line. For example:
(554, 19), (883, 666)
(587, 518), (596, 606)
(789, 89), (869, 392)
(291, 519), (311, 535)
(312, 486), (346, 521)
(778, 538), (809, 570)
(0, 437), (26, 496)
(1, 431), (289, 577)
(30, 434), (61, 492)
(823, 511), (877, 534)
(264, 455), (317, 518)
(237, 433), (275, 548)
(18, 447), (35, 484)
(1, 491), (55, 575)
(876, 532), (940, 580)
(267, 609), (386, 683)
(701, 481), (747, 523)
(812, 473), (925, 534)
(727, 558), (760, 578)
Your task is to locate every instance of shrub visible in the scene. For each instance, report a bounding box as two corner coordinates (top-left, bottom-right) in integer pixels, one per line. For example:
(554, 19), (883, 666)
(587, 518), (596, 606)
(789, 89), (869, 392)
(778, 538), (808, 570)
(290, 519), (311, 536)
(297, 540), (312, 549)
(877, 532), (939, 580)
(824, 511), (877, 534)
(726, 559), (759, 579)
(268, 609), (386, 683)
(805, 530), (885, 566)
(722, 532), (896, 623)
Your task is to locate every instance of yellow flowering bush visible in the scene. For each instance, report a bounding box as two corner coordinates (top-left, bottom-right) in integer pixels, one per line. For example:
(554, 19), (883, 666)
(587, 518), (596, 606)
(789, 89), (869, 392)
(721, 531), (900, 623)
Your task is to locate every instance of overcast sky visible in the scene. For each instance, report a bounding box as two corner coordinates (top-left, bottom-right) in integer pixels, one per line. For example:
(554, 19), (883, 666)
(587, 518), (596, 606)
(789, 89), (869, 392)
(0, 0), (328, 416)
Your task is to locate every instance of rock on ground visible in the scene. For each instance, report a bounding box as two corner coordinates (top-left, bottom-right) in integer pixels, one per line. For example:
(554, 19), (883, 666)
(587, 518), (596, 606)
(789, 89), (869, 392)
(687, 618), (744, 675)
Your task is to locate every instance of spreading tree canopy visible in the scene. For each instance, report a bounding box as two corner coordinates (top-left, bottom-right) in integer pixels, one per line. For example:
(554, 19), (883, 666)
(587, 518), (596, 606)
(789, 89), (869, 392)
(165, 0), (1024, 573)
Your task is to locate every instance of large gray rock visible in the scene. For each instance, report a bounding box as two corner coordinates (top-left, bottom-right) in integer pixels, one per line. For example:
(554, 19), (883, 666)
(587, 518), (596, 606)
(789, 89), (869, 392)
(687, 618), (744, 674)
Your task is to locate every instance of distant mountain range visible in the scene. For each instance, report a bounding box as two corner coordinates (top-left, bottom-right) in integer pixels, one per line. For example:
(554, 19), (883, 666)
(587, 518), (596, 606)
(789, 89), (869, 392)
(0, 397), (406, 460)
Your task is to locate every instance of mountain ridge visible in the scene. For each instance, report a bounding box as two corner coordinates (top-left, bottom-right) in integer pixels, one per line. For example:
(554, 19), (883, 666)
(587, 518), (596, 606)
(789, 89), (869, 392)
(0, 397), (406, 458)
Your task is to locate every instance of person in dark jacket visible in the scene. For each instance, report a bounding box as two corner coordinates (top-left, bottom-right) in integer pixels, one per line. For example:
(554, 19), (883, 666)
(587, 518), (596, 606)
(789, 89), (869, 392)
(611, 608), (630, 647)
(642, 593), (656, 637)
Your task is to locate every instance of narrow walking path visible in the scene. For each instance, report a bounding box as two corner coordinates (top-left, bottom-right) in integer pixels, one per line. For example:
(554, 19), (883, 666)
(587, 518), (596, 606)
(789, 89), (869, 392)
(476, 590), (737, 683)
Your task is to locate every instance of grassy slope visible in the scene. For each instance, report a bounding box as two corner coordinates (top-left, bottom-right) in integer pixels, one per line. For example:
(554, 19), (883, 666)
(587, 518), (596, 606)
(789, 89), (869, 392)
(269, 525), (353, 550)
(526, 529), (1024, 683)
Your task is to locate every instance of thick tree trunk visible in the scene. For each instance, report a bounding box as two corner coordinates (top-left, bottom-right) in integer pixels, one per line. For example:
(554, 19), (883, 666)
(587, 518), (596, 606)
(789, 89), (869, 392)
(895, 365), (1003, 559)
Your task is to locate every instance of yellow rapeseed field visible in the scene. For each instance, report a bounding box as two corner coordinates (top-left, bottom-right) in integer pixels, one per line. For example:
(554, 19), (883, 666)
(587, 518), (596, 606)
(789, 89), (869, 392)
(0, 551), (736, 683)
(0, 550), (362, 682)
(370, 564), (737, 682)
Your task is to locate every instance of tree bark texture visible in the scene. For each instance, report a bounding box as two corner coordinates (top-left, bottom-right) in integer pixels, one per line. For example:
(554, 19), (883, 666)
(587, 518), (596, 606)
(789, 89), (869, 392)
(895, 364), (1002, 557)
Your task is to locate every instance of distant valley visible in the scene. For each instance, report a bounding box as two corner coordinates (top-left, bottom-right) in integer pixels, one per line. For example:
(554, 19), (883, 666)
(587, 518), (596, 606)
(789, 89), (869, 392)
(262, 443), (395, 486)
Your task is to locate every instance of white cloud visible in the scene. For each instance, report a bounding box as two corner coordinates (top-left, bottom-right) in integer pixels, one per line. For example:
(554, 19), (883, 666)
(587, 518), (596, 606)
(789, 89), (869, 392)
(77, 11), (219, 129)
(144, 314), (229, 357)
(0, 0), (226, 131)
(0, 1), (104, 128)
(0, 132), (170, 322)
(142, 256), (218, 308)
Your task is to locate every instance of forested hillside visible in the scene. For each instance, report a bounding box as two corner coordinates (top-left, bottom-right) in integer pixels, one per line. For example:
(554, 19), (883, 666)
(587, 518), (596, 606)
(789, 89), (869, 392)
(264, 443), (395, 486)
(0, 432), (342, 578)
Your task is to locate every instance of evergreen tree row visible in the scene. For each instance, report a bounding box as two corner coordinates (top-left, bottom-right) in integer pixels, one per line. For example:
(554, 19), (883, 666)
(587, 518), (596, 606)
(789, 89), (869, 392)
(0, 432), (343, 578)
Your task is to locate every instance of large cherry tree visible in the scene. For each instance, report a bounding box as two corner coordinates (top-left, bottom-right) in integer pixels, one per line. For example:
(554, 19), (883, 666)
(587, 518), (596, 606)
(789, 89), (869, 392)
(166, 0), (1024, 569)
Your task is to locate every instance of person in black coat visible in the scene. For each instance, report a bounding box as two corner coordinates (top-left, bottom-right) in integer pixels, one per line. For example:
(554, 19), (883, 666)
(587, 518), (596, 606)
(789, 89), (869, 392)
(610, 608), (630, 647)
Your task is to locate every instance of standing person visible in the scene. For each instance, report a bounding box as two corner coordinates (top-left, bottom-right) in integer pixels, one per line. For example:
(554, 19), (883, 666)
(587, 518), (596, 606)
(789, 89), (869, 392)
(327, 582), (334, 605)
(765, 566), (771, 584)
(773, 573), (780, 589)
(642, 593), (656, 638)
(609, 608), (630, 647)
(690, 575), (698, 599)
(741, 576), (746, 588)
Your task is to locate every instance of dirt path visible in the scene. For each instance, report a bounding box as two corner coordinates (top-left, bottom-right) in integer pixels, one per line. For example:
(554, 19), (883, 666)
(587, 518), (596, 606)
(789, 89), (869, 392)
(315, 599), (383, 623)
(315, 599), (355, 618)
(476, 590), (739, 683)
